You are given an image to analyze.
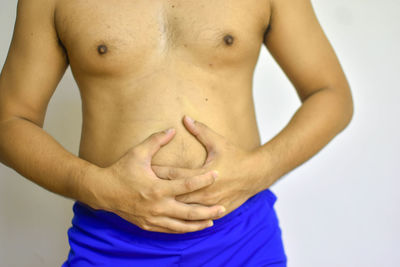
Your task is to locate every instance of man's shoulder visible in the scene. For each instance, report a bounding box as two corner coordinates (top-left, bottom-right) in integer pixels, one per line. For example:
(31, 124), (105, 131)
(16, 0), (57, 19)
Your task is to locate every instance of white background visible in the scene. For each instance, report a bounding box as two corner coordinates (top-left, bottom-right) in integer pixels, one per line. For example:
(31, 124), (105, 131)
(1, 0), (399, 266)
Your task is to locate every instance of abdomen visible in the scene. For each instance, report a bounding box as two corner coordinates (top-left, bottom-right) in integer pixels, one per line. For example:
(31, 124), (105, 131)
(77, 67), (261, 169)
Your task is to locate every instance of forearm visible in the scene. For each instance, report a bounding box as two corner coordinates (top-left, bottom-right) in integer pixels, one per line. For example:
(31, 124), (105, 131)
(0, 117), (101, 205)
(252, 87), (353, 192)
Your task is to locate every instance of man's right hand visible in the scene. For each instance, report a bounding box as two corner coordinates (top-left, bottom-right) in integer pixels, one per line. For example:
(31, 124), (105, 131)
(89, 128), (226, 234)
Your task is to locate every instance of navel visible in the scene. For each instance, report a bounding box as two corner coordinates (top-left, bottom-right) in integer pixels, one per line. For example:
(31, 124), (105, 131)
(223, 34), (234, 46)
(97, 44), (108, 55)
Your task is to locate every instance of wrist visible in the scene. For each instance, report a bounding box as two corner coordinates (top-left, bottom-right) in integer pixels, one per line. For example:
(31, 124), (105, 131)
(75, 163), (109, 210)
(247, 147), (275, 194)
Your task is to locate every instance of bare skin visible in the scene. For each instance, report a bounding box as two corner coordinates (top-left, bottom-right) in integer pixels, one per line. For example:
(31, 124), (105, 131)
(0, 0), (353, 234)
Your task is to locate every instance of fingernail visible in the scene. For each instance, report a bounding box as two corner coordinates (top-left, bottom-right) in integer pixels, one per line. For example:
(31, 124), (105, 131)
(185, 115), (194, 124)
(164, 128), (174, 134)
(208, 221), (214, 227)
(218, 207), (226, 216)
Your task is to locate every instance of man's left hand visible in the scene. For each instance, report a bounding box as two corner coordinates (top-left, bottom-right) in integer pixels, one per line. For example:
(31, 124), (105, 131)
(152, 115), (269, 216)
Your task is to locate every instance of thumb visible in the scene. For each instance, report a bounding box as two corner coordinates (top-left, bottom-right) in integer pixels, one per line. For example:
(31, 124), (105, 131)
(183, 115), (221, 153)
(136, 128), (176, 160)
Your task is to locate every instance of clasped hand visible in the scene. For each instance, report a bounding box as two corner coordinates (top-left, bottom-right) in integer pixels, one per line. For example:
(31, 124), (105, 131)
(95, 115), (263, 234)
(152, 115), (261, 218)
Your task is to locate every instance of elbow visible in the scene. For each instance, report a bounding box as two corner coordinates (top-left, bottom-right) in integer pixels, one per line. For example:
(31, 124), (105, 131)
(345, 97), (354, 126)
(341, 85), (354, 128)
(331, 84), (354, 131)
(310, 84), (354, 131)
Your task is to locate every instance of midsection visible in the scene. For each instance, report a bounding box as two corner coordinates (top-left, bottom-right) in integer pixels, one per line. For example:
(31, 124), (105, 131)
(55, 0), (271, 168)
(76, 59), (261, 169)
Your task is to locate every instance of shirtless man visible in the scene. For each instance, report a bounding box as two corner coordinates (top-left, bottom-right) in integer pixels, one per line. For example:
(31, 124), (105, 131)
(0, 0), (353, 265)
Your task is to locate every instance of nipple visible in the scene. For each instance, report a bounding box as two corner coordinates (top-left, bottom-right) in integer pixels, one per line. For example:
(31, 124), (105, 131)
(223, 34), (234, 46)
(97, 44), (108, 54)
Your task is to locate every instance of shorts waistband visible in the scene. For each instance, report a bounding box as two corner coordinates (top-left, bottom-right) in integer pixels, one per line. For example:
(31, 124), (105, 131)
(72, 188), (277, 241)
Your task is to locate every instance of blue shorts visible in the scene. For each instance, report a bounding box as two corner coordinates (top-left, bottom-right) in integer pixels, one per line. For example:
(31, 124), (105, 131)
(62, 188), (287, 266)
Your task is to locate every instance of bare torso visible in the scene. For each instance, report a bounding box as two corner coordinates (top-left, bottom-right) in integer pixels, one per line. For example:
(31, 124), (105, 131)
(54, 0), (271, 168)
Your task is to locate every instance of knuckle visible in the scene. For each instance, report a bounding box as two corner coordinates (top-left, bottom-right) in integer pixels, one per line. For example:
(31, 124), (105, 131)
(130, 147), (140, 157)
(151, 165), (162, 176)
(150, 132), (163, 144)
(131, 147), (146, 160)
(203, 194), (217, 206)
(184, 178), (194, 191)
(149, 205), (162, 217)
(150, 186), (165, 199)
(186, 210), (197, 220)
(176, 195), (186, 202)
(167, 168), (178, 179)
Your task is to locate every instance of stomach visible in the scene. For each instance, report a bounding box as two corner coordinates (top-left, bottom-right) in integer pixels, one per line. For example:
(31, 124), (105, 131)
(75, 64), (261, 169)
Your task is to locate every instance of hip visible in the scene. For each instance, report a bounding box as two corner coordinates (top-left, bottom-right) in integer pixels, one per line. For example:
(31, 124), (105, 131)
(63, 188), (287, 266)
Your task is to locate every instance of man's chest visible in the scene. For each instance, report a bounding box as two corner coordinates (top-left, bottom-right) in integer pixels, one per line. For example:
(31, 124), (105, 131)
(54, 0), (271, 75)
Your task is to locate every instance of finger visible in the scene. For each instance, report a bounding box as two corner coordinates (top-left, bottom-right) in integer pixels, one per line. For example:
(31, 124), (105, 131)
(117, 213), (181, 233)
(147, 217), (214, 233)
(164, 171), (217, 196)
(136, 128), (176, 160)
(139, 223), (185, 234)
(175, 191), (203, 204)
(183, 115), (221, 152)
(151, 165), (207, 180)
(136, 223), (178, 233)
(164, 199), (225, 221)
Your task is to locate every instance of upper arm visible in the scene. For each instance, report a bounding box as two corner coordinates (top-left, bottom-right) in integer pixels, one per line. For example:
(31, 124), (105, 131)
(263, 0), (352, 103)
(0, 0), (69, 127)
